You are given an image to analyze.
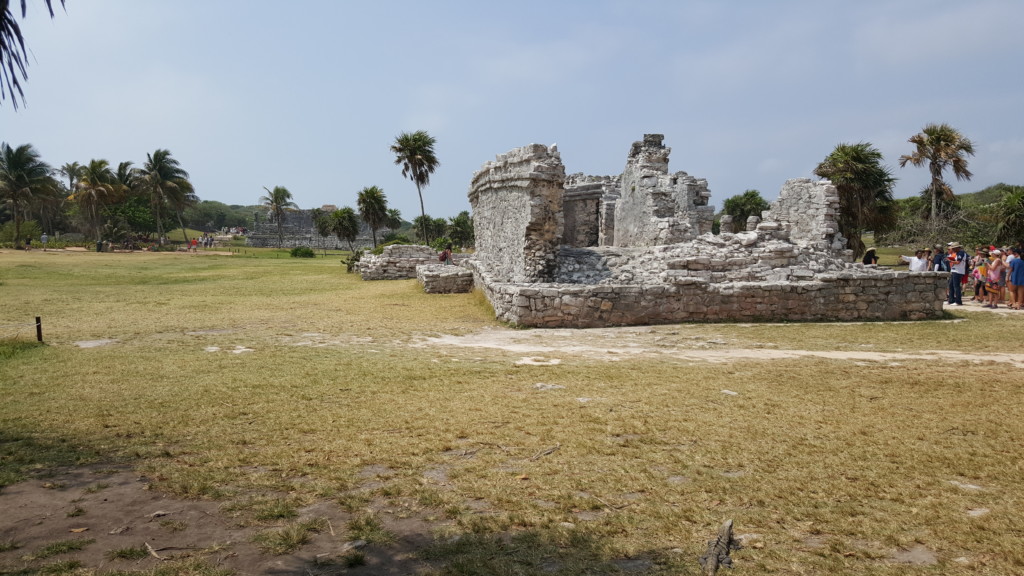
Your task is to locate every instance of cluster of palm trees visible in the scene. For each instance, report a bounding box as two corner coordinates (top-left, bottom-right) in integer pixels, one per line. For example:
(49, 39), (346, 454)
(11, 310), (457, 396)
(261, 130), (448, 251)
(0, 142), (196, 247)
(812, 123), (977, 258)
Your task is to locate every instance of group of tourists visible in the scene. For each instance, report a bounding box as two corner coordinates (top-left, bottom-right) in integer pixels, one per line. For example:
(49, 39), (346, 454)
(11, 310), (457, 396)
(189, 233), (217, 252)
(896, 242), (1024, 309)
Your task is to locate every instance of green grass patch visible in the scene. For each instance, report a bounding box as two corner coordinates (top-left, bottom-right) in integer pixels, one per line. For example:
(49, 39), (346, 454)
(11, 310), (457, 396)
(346, 513), (395, 545)
(23, 538), (95, 560)
(251, 518), (327, 555)
(105, 546), (149, 560)
(0, 539), (19, 552)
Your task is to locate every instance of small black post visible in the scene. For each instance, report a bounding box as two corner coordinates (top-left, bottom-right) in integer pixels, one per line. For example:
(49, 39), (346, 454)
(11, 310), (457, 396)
(35, 316), (42, 342)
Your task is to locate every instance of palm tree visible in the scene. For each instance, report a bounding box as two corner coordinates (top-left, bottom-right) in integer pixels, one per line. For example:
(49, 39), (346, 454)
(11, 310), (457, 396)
(58, 161), (84, 192)
(0, 0), (63, 109)
(898, 123), (975, 221)
(73, 159), (117, 242)
(447, 210), (474, 248)
(814, 142), (896, 259)
(385, 208), (403, 232)
(331, 207), (360, 251)
(0, 142), (54, 246)
(114, 161), (137, 192)
(391, 130), (439, 241)
(356, 186), (388, 248)
(995, 186), (1024, 244)
(311, 208), (333, 254)
(137, 149), (193, 243)
(259, 185), (297, 246)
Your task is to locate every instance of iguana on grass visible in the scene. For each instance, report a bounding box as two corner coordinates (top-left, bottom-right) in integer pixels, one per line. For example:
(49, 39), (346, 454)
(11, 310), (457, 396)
(699, 519), (740, 575)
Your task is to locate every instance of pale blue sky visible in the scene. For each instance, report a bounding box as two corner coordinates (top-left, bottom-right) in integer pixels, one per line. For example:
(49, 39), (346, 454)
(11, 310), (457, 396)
(4, 0), (1023, 219)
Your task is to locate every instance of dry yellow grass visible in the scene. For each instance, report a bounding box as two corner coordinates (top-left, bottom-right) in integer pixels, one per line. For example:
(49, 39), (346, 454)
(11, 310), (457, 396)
(2, 249), (1023, 574)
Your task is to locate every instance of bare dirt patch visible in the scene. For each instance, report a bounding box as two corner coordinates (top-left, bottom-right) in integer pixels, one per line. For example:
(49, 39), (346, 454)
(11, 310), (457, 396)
(0, 466), (438, 575)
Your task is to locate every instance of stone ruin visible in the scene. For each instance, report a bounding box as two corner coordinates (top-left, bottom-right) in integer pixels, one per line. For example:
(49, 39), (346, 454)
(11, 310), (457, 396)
(246, 207), (378, 250)
(459, 134), (947, 327)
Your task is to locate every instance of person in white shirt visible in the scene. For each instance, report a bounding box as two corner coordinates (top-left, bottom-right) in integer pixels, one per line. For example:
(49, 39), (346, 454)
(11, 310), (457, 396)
(899, 250), (929, 272)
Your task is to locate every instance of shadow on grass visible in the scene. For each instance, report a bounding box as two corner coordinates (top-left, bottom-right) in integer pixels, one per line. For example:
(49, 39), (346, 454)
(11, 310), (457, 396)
(0, 430), (104, 491)
(415, 524), (695, 576)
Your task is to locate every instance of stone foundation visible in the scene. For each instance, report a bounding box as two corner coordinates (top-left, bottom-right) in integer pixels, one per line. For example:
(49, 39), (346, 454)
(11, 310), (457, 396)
(467, 267), (945, 327)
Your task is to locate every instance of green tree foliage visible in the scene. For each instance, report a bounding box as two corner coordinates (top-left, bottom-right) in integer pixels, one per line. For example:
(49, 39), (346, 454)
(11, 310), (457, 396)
(447, 210), (474, 249)
(58, 161), (84, 192)
(721, 189), (769, 232)
(411, 214), (447, 244)
(260, 185), (297, 246)
(0, 0), (63, 109)
(138, 149), (195, 243)
(73, 159), (118, 242)
(898, 123), (975, 221)
(814, 142), (896, 258)
(391, 130), (440, 242)
(330, 207), (360, 251)
(0, 142), (55, 246)
(357, 186), (388, 248)
(995, 185), (1024, 244)
(385, 208), (403, 231)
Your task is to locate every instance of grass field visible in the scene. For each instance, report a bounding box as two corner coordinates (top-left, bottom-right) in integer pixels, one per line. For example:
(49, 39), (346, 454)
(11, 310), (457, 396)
(1, 249), (1023, 575)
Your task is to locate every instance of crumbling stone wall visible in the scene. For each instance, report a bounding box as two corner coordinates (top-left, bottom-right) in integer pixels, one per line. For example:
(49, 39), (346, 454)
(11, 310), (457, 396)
(469, 144), (565, 283)
(564, 174), (619, 248)
(613, 134), (715, 247)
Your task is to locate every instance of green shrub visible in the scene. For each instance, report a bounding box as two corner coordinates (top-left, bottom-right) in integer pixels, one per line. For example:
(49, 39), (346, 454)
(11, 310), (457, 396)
(290, 246), (316, 258)
(343, 250), (362, 273)
(430, 236), (453, 251)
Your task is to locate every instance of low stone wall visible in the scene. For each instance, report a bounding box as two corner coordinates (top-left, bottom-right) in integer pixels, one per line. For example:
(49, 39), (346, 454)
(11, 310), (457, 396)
(468, 261), (946, 327)
(417, 264), (475, 294)
(356, 244), (469, 281)
(356, 245), (438, 280)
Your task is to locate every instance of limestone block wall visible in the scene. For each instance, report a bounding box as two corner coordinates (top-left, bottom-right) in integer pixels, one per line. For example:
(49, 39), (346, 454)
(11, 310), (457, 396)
(613, 134), (714, 247)
(467, 266), (946, 328)
(417, 264), (475, 294)
(356, 244), (441, 280)
(469, 144), (565, 283)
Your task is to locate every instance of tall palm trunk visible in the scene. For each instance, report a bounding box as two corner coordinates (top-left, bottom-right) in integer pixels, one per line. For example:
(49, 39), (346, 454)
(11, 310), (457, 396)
(177, 211), (189, 244)
(416, 181), (427, 243)
(929, 165), (943, 221)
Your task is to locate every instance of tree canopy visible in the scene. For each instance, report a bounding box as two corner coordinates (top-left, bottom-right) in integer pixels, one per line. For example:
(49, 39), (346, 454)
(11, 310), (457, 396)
(814, 142), (895, 258)
(898, 123), (975, 221)
(260, 186), (297, 246)
(721, 189), (769, 232)
(391, 130), (439, 242)
(357, 186), (388, 248)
